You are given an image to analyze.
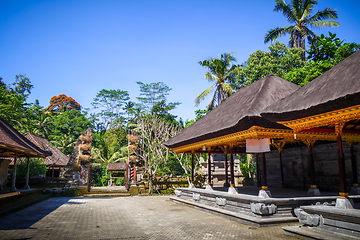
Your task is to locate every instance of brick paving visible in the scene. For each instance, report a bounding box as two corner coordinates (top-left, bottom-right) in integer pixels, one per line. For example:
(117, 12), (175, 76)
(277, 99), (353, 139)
(0, 196), (299, 239)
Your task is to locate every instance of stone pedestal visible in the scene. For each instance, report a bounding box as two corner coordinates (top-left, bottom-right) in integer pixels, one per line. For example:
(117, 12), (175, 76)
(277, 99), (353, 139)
(205, 184), (213, 191)
(228, 186), (237, 194)
(258, 189), (272, 198)
(307, 188), (321, 196)
(188, 183), (196, 188)
(0, 159), (11, 191)
(335, 197), (354, 209)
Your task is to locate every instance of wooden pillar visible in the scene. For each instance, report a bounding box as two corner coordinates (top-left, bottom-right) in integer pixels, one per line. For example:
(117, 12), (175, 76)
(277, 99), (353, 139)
(224, 152), (229, 186)
(24, 156), (30, 189)
(110, 171), (112, 186)
(52, 165), (55, 178)
(336, 123), (348, 197)
(349, 144), (359, 187)
(230, 147), (235, 186)
(308, 144), (316, 187)
(191, 151), (194, 183)
(256, 154), (261, 187)
(261, 152), (267, 189)
(279, 151), (284, 188)
(207, 152), (212, 185)
(11, 154), (18, 192)
(274, 142), (285, 188)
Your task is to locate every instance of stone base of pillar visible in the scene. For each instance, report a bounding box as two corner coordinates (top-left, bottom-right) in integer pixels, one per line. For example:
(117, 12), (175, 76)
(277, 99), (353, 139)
(335, 197), (354, 209)
(11, 186), (17, 192)
(23, 185), (30, 190)
(189, 183), (196, 188)
(350, 186), (360, 195)
(205, 184), (213, 191)
(223, 182), (230, 187)
(307, 188), (321, 196)
(228, 186), (237, 194)
(258, 189), (272, 198)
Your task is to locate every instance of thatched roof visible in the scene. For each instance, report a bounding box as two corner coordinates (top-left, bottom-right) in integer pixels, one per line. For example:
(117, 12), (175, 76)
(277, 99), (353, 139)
(0, 118), (52, 158)
(165, 75), (300, 149)
(262, 51), (360, 122)
(107, 162), (127, 171)
(24, 133), (69, 167)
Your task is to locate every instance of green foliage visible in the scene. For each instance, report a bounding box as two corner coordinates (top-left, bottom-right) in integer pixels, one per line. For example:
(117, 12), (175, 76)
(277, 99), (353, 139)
(284, 60), (334, 86)
(49, 109), (92, 141)
(238, 154), (256, 179)
(284, 35), (360, 85)
(12, 74), (33, 97)
(265, 0), (340, 60)
(16, 158), (47, 178)
(196, 53), (237, 110)
(307, 32), (343, 61)
(236, 42), (305, 86)
(92, 89), (130, 131)
(185, 109), (209, 127)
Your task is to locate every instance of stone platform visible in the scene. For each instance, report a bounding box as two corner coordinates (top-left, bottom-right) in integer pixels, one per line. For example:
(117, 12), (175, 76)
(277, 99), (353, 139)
(171, 187), (360, 227)
(284, 204), (360, 239)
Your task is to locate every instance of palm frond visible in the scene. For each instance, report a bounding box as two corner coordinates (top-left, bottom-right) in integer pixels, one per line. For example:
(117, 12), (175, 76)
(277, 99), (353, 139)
(264, 26), (293, 43)
(308, 20), (340, 28)
(195, 85), (214, 106)
(299, 0), (316, 22)
(221, 82), (234, 96)
(307, 8), (338, 22)
(205, 72), (218, 82)
(274, 0), (296, 23)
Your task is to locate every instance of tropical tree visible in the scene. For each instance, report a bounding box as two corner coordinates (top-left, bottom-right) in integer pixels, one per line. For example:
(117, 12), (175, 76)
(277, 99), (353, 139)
(50, 134), (77, 156)
(45, 94), (81, 111)
(92, 89), (130, 131)
(264, 0), (340, 60)
(196, 53), (237, 110)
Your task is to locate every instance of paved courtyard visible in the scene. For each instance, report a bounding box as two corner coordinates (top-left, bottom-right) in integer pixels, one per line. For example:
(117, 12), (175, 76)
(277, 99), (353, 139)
(0, 196), (298, 240)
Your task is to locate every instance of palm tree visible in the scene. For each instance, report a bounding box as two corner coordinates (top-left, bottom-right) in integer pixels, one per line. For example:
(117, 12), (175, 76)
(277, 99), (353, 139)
(264, 0), (340, 60)
(196, 53), (237, 110)
(50, 134), (76, 156)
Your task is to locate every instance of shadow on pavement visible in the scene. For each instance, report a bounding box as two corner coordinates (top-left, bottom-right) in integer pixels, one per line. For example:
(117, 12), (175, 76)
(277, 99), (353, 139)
(0, 197), (80, 230)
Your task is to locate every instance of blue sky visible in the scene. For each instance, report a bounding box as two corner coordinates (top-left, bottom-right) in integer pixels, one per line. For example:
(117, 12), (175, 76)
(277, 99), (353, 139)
(1, 0), (359, 121)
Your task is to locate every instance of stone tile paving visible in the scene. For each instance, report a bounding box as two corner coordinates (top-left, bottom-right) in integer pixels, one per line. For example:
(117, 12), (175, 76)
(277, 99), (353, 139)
(0, 196), (299, 240)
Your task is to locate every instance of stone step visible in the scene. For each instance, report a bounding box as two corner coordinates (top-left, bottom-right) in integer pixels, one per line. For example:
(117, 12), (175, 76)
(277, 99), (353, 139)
(83, 193), (130, 198)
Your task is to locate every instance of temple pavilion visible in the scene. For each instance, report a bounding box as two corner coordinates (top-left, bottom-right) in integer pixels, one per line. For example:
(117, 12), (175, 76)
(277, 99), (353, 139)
(0, 118), (52, 191)
(166, 51), (360, 234)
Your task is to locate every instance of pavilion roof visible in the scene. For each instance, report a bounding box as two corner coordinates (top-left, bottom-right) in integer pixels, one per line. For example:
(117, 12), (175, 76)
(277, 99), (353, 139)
(107, 162), (127, 171)
(165, 74), (300, 149)
(0, 118), (52, 158)
(24, 133), (69, 166)
(262, 50), (360, 122)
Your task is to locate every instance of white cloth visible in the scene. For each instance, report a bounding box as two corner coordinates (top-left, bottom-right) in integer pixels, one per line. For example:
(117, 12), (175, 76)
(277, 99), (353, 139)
(246, 138), (270, 153)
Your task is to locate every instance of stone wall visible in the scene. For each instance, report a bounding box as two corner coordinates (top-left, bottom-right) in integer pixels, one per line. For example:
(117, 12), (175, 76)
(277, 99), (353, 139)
(263, 142), (360, 192)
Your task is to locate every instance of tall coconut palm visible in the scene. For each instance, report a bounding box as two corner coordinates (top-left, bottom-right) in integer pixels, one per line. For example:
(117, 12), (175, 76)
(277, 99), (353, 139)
(196, 53), (237, 110)
(264, 0), (340, 60)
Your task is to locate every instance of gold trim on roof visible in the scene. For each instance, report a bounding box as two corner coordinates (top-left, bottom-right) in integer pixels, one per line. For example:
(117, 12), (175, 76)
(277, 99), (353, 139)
(278, 104), (360, 132)
(171, 126), (360, 153)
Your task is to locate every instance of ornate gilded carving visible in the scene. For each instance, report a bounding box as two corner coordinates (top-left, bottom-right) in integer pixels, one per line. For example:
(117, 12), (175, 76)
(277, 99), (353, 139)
(278, 104), (360, 132)
(171, 125), (360, 153)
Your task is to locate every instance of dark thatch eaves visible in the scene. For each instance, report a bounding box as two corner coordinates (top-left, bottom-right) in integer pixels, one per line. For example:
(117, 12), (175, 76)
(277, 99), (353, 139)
(164, 75), (300, 149)
(0, 118), (52, 158)
(107, 162), (127, 171)
(24, 133), (69, 167)
(262, 50), (360, 122)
